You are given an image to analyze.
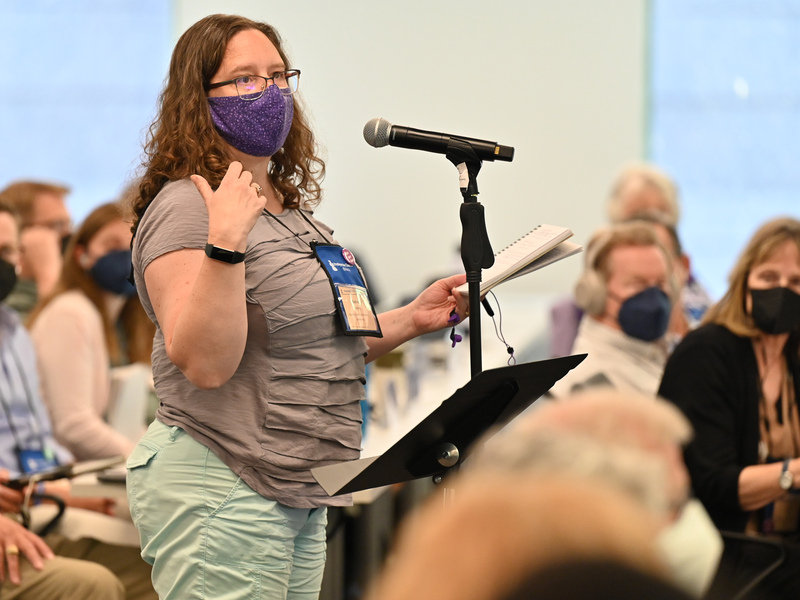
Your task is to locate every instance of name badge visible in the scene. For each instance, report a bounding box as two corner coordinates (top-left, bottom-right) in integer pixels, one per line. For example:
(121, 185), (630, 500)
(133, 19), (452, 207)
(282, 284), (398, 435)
(16, 446), (59, 475)
(312, 243), (382, 337)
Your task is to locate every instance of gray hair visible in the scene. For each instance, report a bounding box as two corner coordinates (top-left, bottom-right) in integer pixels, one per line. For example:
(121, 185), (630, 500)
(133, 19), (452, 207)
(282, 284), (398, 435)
(606, 162), (680, 227)
(469, 390), (693, 517)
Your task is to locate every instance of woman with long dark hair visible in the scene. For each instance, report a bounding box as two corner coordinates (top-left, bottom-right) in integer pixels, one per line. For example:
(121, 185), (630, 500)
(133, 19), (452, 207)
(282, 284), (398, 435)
(29, 202), (154, 460)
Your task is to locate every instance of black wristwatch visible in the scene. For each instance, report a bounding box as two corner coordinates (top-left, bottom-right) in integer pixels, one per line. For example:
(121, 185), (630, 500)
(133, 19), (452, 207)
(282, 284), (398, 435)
(779, 459), (794, 491)
(205, 243), (245, 264)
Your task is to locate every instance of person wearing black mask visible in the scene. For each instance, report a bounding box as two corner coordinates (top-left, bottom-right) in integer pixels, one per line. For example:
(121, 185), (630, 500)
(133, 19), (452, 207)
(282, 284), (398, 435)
(0, 181), (73, 318)
(549, 221), (677, 397)
(659, 217), (800, 600)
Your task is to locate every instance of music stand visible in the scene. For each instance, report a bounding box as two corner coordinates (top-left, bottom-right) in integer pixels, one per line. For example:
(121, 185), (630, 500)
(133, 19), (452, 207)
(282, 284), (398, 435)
(312, 354), (586, 496)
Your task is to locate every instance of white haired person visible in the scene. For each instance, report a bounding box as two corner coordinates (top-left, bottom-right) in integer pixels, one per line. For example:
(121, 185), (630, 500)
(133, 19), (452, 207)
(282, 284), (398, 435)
(468, 389), (723, 598)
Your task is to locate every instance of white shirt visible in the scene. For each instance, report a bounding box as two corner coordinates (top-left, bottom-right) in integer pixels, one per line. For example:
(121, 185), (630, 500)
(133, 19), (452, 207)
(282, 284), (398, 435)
(30, 290), (135, 460)
(550, 316), (667, 398)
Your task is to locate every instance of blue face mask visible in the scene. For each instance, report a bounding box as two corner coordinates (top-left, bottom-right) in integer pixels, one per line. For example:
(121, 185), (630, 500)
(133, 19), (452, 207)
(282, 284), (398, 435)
(615, 286), (671, 342)
(89, 249), (137, 297)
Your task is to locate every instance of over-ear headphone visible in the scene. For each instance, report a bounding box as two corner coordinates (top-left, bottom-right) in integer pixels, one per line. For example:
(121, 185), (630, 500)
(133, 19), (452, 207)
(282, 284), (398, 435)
(77, 251), (92, 270)
(574, 228), (614, 317)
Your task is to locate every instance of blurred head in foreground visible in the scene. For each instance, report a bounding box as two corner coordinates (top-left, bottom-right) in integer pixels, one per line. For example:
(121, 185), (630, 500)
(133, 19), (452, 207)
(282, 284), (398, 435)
(364, 474), (668, 600)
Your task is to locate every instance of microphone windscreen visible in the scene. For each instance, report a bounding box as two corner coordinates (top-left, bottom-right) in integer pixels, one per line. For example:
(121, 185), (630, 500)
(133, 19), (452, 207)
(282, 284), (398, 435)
(363, 117), (392, 148)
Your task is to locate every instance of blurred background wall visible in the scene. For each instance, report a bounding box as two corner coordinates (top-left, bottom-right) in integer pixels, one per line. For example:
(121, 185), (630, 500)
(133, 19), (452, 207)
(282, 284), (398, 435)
(2, 0), (798, 307)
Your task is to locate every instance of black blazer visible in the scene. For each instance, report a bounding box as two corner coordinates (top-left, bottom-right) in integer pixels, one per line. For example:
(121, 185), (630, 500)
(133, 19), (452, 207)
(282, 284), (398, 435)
(658, 323), (800, 533)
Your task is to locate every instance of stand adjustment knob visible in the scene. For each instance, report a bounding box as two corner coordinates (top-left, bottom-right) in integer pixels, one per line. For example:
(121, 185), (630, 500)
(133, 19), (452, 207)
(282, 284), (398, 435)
(437, 443), (460, 468)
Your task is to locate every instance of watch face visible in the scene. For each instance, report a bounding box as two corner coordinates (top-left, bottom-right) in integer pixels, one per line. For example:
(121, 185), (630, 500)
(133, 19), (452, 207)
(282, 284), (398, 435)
(780, 470), (794, 491)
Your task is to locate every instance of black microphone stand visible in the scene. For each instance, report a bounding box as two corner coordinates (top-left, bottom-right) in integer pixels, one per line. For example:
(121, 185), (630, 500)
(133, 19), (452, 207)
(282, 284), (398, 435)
(445, 140), (494, 378)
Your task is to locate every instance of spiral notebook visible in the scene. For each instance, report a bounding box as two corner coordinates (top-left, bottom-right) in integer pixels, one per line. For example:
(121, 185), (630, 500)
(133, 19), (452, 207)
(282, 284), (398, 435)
(456, 224), (581, 295)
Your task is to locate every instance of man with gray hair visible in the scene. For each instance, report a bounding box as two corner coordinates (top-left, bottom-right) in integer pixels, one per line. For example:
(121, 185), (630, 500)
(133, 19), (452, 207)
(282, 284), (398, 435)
(469, 389), (723, 597)
(606, 162), (681, 227)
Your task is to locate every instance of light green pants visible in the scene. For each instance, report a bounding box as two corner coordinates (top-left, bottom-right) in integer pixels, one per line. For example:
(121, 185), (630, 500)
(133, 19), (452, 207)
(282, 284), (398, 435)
(127, 420), (327, 600)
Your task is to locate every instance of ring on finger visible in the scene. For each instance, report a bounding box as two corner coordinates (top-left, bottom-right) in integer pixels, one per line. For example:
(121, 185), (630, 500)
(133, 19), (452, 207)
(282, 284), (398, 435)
(5, 545), (19, 556)
(250, 182), (263, 195)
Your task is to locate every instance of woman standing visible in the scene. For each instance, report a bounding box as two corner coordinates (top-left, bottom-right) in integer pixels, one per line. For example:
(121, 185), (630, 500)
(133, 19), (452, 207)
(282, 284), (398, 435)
(125, 13), (468, 599)
(658, 217), (800, 598)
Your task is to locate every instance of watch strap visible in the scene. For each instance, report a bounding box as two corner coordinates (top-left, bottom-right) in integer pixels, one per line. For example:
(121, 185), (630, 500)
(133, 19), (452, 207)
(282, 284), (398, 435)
(204, 243), (245, 264)
(780, 459), (794, 490)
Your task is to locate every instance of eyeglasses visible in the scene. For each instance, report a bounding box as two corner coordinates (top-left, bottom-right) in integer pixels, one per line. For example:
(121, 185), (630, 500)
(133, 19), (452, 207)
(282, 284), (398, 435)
(207, 70), (301, 100)
(27, 218), (72, 237)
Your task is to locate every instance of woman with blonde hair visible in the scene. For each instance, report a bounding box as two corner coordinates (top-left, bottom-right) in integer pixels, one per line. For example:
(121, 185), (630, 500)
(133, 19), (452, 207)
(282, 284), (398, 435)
(28, 202), (154, 460)
(659, 216), (800, 598)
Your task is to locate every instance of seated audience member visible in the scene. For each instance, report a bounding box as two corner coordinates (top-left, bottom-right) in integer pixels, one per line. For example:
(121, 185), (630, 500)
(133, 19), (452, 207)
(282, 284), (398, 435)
(0, 200), (155, 600)
(470, 389), (722, 597)
(28, 202), (155, 460)
(659, 217), (800, 600)
(0, 181), (72, 318)
(606, 162), (681, 226)
(0, 512), (125, 600)
(633, 214), (704, 348)
(550, 162), (712, 357)
(549, 221), (676, 397)
(364, 474), (671, 600)
(609, 163), (712, 327)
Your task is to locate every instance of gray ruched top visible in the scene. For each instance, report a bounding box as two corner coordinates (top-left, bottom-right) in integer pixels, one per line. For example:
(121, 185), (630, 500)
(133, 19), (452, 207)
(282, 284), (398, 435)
(132, 179), (368, 508)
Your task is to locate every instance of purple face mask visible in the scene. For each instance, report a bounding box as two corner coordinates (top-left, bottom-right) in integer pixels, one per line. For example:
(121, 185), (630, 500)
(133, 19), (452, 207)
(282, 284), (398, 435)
(208, 84), (294, 157)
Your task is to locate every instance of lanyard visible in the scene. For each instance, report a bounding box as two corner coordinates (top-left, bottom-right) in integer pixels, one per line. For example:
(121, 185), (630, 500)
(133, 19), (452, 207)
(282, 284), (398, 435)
(0, 346), (58, 473)
(262, 208), (332, 247)
(262, 210), (382, 337)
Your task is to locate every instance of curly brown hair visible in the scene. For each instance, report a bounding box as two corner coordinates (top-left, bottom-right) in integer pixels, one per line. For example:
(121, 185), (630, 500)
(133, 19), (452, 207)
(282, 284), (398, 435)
(131, 14), (325, 234)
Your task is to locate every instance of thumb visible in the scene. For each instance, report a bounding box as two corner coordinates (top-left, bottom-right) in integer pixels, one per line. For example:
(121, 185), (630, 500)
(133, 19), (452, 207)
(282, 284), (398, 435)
(190, 174), (214, 203)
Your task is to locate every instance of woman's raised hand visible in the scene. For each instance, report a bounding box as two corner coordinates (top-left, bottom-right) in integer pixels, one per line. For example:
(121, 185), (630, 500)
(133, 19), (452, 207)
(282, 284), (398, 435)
(191, 161), (267, 251)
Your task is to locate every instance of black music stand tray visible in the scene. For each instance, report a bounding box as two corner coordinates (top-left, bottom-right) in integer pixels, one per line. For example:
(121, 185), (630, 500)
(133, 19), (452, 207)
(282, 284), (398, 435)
(312, 354), (586, 496)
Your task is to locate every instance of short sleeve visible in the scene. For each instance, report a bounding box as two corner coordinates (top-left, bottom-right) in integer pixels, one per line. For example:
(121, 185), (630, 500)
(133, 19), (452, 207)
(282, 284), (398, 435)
(133, 179), (209, 279)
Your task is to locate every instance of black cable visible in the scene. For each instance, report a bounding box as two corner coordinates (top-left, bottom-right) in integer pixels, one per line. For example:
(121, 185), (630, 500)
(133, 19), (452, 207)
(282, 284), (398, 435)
(486, 292), (516, 365)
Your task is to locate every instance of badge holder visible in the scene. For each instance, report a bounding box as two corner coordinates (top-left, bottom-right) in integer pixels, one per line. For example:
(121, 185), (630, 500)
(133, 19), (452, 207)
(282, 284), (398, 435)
(311, 354), (586, 496)
(312, 243), (382, 337)
(15, 447), (59, 476)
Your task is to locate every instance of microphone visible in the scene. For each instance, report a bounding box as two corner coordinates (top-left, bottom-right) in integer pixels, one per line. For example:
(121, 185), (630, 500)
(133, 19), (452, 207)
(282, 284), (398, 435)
(363, 117), (514, 162)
